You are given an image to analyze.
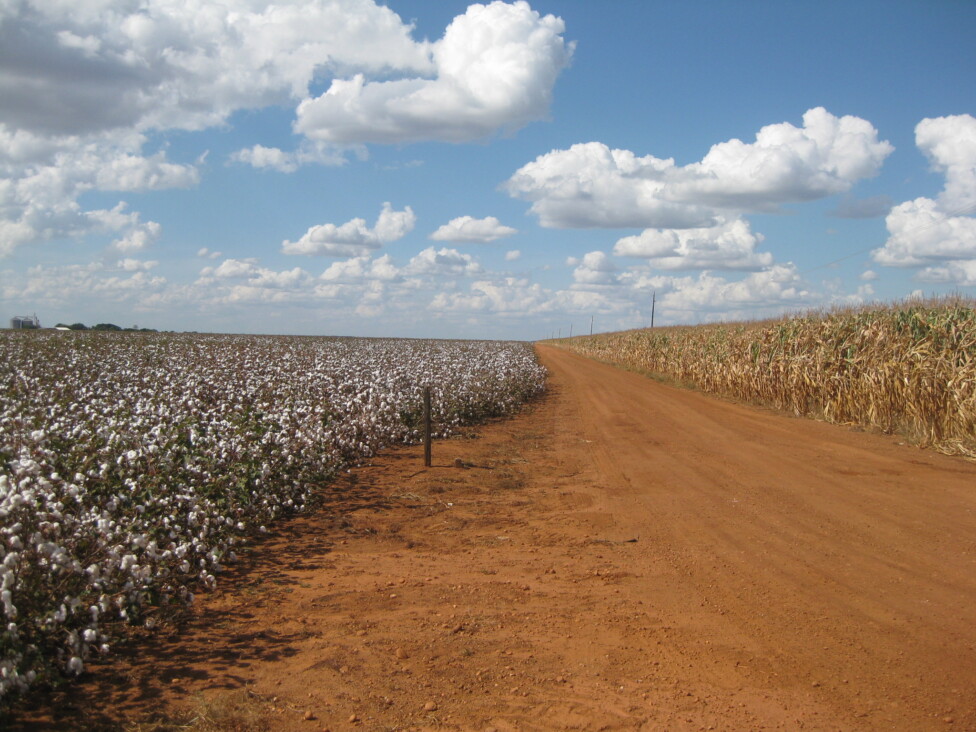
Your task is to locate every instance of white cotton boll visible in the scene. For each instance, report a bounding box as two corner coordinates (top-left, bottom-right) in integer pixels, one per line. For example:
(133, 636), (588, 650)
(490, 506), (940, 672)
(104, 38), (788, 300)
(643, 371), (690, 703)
(67, 657), (83, 675)
(1, 335), (544, 687)
(83, 628), (97, 642)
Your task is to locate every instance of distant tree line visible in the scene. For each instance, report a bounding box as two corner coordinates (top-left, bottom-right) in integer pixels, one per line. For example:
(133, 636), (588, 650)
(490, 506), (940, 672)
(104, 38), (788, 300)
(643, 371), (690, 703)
(54, 323), (158, 332)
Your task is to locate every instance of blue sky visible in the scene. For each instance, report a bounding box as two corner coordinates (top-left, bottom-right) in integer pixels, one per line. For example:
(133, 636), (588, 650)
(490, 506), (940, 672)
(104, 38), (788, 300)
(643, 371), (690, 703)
(1, 0), (975, 340)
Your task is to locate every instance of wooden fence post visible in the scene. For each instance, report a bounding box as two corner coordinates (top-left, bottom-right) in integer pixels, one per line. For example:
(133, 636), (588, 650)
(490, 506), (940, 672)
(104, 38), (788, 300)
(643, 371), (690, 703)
(423, 386), (432, 468)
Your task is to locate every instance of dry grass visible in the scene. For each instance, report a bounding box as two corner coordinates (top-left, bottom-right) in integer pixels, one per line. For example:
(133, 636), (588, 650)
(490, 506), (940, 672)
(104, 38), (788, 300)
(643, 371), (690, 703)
(552, 297), (976, 457)
(124, 689), (272, 732)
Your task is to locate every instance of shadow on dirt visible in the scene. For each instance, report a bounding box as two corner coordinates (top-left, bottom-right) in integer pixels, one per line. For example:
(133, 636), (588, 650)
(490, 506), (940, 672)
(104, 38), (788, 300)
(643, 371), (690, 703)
(5, 466), (398, 730)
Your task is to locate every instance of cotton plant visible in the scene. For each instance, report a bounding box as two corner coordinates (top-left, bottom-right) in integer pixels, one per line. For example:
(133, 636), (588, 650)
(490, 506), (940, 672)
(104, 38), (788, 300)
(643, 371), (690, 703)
(0, 332), (545, 702)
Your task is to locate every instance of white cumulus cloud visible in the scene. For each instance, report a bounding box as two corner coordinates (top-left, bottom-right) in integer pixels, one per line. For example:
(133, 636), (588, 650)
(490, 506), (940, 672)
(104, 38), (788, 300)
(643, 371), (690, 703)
(202, 258), (313, 291)
(874, 196), (976, 266)
(669, 107), (892, 209)
(430, 276), (617, 318)
(430, 215), (517, 243)
(0, 127), (195, 256)
(0, 0), (433, 137)
(613, 217), (772, 271)
(405, 246), (482, 277)
(230, 142), (350, 172)
(1, 1), (564, 256)
(93, 151), (199, 191)
(506, 141), (711, 229)
(282, 203), (415, 257)
(1, 262), (167, 305)
(116, 258), (158, 272)
(915, 114), (976, 212)
(320, 254), (401, 283)
(872, 115), (976, 281)
(917, 260), (976, 286)
(660, 264), (816, 316)
(110, 220), (161, 253)
(572, 251), (618, 285)
(506, 108), (892, 229)
(294, 1), (573, 145)
(230, 145), (302, 174)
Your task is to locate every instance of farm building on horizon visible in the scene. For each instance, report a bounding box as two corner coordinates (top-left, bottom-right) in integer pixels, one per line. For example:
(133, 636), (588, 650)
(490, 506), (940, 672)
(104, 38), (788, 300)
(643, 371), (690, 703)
(9, 314), (41, 329)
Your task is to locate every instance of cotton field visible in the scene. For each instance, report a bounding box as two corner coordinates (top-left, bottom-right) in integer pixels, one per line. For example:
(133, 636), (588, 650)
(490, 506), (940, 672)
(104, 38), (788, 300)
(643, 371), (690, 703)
(0, 331), (545, 700)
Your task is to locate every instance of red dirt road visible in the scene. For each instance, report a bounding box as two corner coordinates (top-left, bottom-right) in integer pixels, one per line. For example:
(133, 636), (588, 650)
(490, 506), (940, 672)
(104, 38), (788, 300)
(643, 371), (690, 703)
(17, 344), (976, 730)
(530, 346), (976, 729)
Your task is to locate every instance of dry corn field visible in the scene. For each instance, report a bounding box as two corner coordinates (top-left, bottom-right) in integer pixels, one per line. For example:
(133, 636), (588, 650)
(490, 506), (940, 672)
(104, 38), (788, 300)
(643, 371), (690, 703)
(553, 299), (976, 457)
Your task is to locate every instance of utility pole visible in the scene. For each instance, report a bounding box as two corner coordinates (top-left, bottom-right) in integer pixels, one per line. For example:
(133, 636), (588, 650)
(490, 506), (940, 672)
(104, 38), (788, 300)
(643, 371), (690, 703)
(590, 315), (594, 335)
(651, 290), (656, 329)
(569, 324), (573, 338)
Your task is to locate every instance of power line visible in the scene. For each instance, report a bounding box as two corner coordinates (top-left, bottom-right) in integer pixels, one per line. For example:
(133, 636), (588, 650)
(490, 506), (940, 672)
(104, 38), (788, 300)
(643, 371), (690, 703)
(799, 200), (976, 277)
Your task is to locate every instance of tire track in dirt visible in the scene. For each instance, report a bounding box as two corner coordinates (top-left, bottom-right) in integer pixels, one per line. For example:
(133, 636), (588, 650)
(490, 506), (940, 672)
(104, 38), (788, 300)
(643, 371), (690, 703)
(14, 344), (976, 731)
